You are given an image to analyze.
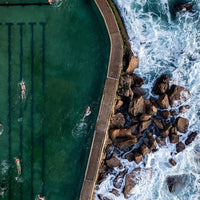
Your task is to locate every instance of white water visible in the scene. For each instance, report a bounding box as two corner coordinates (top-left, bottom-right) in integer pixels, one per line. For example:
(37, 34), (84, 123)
(96, 0), (200, 199)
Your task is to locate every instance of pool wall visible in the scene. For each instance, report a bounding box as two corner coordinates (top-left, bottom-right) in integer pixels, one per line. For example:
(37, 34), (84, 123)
(79, 0), (123, 199)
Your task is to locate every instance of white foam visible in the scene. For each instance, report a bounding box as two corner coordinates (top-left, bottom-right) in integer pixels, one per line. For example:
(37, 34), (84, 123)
(96, 0), (200, 199)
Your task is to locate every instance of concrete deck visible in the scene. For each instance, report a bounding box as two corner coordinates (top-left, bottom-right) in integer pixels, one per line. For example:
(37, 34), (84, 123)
(79, 0), (123, 199)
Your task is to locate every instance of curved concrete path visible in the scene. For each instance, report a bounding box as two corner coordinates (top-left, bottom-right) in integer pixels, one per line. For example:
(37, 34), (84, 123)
(79, 0), (123, 199)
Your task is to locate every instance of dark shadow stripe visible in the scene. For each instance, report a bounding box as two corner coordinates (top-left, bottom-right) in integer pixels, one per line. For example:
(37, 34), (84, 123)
(40, 22), (46, 195)
(18, 22), (25, 200)
(6, 22), (13, 200)
(29, 22), (36, 200)
(0, 2), (50, 6)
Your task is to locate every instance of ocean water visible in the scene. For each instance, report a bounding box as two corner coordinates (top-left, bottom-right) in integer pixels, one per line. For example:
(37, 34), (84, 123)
(96, 0), (200, 199)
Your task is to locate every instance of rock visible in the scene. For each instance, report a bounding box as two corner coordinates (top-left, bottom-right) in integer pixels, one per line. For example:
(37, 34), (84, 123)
(106, 157), (122, 169)
(110, 113), (126, 129)
(179, 105), (190, 113)
(139, 144), (150, 156)
(170, 110), (178, 116)
(148, 135), (157, 151)
(115, 99), (124, 110)
(174, 3), (193, 12)
(138, 114), (151, 121)
(152, 74), (171, 95)
(131, 73), (144, 87)
(156, 137), (166, 147)
(114, 136), (138, 149)
(168, 85), (190, 107)
(105, 144), (114, 160)
(185, 132), (197, 145)
(128, 96), (145, 117)
(132, 152), (143, 164)
(159, 110), (171, 119)
(170, 127), (177, 135)
(113, 169), (127, 189)
(160, 123), (172, 137)
(118, 74), (132, 98)
(97, 194), (103, 200)
(110, 188), (120, 197)
(169, 134), (180, 143)
(146, 104), (157, 115)
(153, 119), (164, 129)
(157, 94), (169, 109)
(139, 120), (151, 132)
(176, 142), (185, 153)
(169, 158), (177, 166)
(125, 152), (134, 162)
(103, 197), (111, 200)
(123, 168), (141, 198)
(174, 117), (189, 133)
(166, 174), (188, 193)
(132, 87), (146, 97)
(126, 55), (139, 74)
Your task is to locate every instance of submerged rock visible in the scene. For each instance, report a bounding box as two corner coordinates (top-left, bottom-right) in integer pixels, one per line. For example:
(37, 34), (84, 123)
(185, 132), (197, 145)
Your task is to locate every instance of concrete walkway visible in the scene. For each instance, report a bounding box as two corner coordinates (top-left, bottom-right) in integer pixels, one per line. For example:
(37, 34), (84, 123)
(79, 0), (123, 199)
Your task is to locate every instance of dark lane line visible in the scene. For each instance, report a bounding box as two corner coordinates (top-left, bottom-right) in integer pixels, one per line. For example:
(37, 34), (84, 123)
(29, 22), (36, 200)
(6, 22), (13, 200)
(40, 22), (46, 196)
(18, 22), (25, 200)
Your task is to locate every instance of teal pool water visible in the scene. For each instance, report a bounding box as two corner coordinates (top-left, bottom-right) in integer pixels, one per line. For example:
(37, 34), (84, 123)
(0, 1), (110, 199)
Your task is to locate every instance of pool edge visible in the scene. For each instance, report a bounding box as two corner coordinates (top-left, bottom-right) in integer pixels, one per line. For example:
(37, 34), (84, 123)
(79, 0), (123, 199)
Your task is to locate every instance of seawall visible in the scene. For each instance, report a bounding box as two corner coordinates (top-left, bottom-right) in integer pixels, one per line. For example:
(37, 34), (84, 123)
(79, 0), (123, 199)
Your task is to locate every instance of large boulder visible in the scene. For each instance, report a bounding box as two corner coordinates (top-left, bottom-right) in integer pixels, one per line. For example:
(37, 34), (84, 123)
(128, 96), (145, 117)
(156, 94), (169, 109)
(148, 135), (157, 151)
(159, 123), (172, 138)
(152, 74), (170, 95)
(185, 132), (197, 145)
(146, 104), (157, 115)
(132, 87), (146, 97)
(138, 114), (151, 121)
(159, 110), (171, 119)
(153, 119), (164, 129)
(139, 144), (150, 156)
(106, 157), (122, 169)
(132, 152), (143, 164)
(168, 85), (190, 107)
(174, 117), (189, 133)
(118, 74), (132, 98)
(113, 169), (128, 189)
(131, 73), (144, 87)
(123, 168), (141, 198)
(166, 174), (188, 193)
(139, 120), (152, 132)
(115, 99), (124, 111)
(169, 134), (180, 143)
(126, 55), (139, 74)
(110, 188), (120, 197)
(179, 105), (190, 114)
(110, 113), (125, 129)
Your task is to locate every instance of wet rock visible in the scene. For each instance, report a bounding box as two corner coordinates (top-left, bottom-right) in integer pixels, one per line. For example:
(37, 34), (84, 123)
(103, 197), (111, 200)
(170, 110), (178, 116)
(109, 128), (132, 141)
(156, 137), (166, 147)
(139, 120), (151, 132)
(110, 188), (120, 197)
(139, 144), (150, 156)
(174, 117), (189, 133)
(114, 136), (138, 149)
(174, 3), (193, 12)
(113, 169), (127, 189)
(97, 194), (103, 200)
(156, 94), (169, 109)
(110, 113), (126, 129)
(176, 142), (185, 153)
(185, 132), (197, 145)
(169, 134), (180, 143)
(132, 87), (146, 97)
(166, 174), (188, 193)
(118, 74), (132, 98)
(160, 123), (172, 138)
(123, 168), (141, 198)
(128, 96), (145, 117)
(106, 157), (122, 169)
(153, 119), (164, 129)
(146, 104), (157, 115)
(125, 152), (134, 162)
(126, 55), (139, 74)
(168, 85), (190, 107)
(159, 110), (171, 119)
(138, 114), (151, 121)
(169, 158), (177, 166)
(132, 152), (143, 164)
(148, 135), (157, 151)
(179, 105), (190, 114)
(170, 127), (177, 135)
(152, 74), (171, 95)
(131, 73), (144, 87)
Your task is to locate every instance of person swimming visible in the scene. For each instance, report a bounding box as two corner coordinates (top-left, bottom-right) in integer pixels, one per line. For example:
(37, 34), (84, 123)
(82, 106), (91, 120)
(48, 0), (57, 4)
(38, 194), (45, 200)
(19, 81), (26, 99)
(15, 157), (21, 175)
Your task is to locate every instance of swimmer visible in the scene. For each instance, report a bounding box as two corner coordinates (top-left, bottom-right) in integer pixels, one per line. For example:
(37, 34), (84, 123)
(48, 0), (57, 4)
(82, 106), (91, 120)
(15, 157), (21, 175)
(0, 178), (7, 198)
(19, 81), (26, 99)
(38, 194), (45, 200)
